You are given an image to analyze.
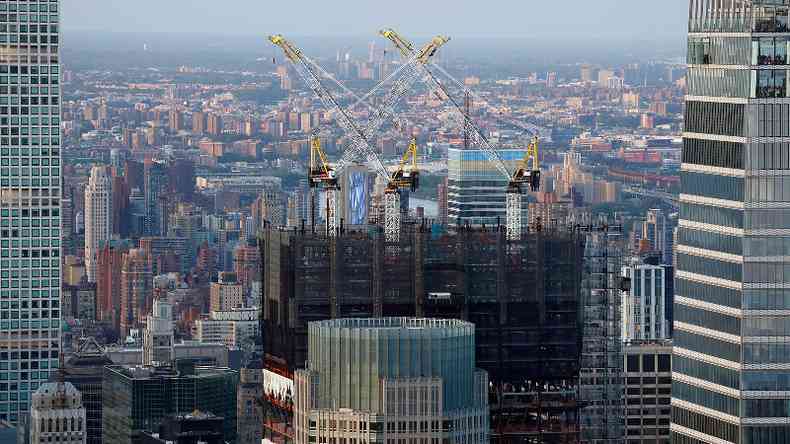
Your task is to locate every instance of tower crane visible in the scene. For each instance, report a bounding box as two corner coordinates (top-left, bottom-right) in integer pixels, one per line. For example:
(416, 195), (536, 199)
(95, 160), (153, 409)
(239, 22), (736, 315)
(269, 34), (446, 242)
(380, 29), (541, 240)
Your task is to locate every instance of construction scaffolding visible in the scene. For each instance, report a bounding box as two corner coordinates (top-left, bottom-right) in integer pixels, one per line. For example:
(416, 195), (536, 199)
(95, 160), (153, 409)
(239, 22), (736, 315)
(260, 222), (585, 443)
(578, 223), (626, 444)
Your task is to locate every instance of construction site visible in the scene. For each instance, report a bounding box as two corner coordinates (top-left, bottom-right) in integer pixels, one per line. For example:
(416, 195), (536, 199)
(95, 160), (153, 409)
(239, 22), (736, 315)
(261, 222), (586, 443)
(260, 30), (624, 444)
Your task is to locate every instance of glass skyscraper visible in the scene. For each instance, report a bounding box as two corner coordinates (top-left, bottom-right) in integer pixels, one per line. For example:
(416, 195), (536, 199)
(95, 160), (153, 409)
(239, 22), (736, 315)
(447, 147), (526, 226)
(673, 1), (790, 443)
(0, 0), (62, 424)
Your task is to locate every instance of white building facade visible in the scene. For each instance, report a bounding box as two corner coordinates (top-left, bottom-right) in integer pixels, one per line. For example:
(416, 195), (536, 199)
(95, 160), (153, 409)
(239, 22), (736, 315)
(29, 382), (86, 444)
(621, 261), (669, 342)
(194, 307), (259, 348)
(84, 166), (111, 282)
(142, 298), (174, 365)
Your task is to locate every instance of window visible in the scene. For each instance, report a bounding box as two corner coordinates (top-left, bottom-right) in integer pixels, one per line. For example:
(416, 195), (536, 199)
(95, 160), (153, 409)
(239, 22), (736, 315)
(755, 37), (789, 65)
(754, 5), (790, 33)
(627, 354), (640, 372)
(755, 69), (788, 98)
(657, 354), (671, 372)
(642, 354), (656, 372)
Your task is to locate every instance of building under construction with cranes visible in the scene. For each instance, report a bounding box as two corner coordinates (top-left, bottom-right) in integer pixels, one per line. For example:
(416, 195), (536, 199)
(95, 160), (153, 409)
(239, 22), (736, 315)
(260, 221), (586, 443)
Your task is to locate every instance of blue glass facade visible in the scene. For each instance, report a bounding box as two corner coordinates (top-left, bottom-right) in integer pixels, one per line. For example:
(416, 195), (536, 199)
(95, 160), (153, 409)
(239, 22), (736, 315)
(446, 148), (525, 226)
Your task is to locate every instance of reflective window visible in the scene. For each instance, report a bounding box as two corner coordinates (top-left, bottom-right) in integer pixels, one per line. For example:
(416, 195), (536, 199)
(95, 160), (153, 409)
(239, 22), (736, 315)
(674, 355), (739, 389)
(680, 202), (744, 229)
(675, 278), (742, 309)
(688, 67), (751, 98)
(754, 69), (788, 98)
(743, 370), (790, 391)
(681, 171), (744, 202)
(678, 227), (742, 255)
(672, 380), (740, 416)
(744, 425), (790, 444)
(754, 37), (789, 65)
(675, 303), (741, 336)
(744, 236), (790, 256)
(689, 37), (751, 65)
(682, 138), (744, 169)
(745, 342), (790, 363)
(749, 142), (790, 170)
(744, 288), (790, 310)
(754, 5), (790, 32)
(672, 405), (739, 443)
(684, 101), (745, 137)
(674, 329), (741, 363)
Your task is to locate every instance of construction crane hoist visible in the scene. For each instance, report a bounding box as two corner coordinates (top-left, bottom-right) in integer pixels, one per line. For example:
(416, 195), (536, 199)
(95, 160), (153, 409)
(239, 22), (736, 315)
(380, 28), (541, 241)
(270, 34), (446, 243)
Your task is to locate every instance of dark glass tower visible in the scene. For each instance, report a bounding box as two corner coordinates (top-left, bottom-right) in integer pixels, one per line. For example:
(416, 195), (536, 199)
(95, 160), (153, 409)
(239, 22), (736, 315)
(673, 1), (790, 443)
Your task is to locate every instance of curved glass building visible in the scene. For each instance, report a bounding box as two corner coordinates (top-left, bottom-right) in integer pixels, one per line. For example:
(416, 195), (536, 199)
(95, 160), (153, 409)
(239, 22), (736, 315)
(295, 318), (488, 443)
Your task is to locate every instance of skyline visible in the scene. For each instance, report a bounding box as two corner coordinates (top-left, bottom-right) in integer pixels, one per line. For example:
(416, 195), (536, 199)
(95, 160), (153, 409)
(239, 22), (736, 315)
(64, 0), (689, 41)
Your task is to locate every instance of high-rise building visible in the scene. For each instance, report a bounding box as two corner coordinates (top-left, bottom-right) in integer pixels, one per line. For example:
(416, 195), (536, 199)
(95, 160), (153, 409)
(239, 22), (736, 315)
(447, 148), (526, 226)
(96, 240), (131, 331)
(623, 340), (672, 443)
(233, 241), (260, 293)
(598, 69), (614, 86)
(61, 338), (113, 444)
(84, 166), (112, 282)
(579, 228), (625, 443)
(0, 0), (62, 424)
(262, 226), (585, 442)
(143, 159), (169, 236)
(236, 367), (263, 444)
(294, 318), (489, 444)
(672, 3), (786, 444)
(27, 381), (86, 444)
(437, 177), (448, 225)
(581, 64), (596, 83)
(143, 298), (175, 366)
(138, 412), (226, 444)
(642, 208), (667, 259)
(102, 362), (239, 444)
(192, 111), (206, 134)
(210, 272), (244, 312)
(621, 258), (671, 342)
(168, 110), (183, 132)
(207, 114), (222, 136)
(120, 249), (152, 337)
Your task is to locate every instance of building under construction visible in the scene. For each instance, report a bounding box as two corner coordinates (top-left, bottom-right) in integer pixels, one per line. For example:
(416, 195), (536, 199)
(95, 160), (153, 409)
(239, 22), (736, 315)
(261, 222), (585, 443)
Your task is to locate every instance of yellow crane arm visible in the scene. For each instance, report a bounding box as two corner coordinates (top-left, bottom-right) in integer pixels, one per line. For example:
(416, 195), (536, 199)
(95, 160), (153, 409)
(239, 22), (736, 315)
(397, 138), (418, 175)
(310, 137), (332, 177)
(526, 136), (539, 172)
(268, 35), (302, 62)
(380, 29), (415, 58)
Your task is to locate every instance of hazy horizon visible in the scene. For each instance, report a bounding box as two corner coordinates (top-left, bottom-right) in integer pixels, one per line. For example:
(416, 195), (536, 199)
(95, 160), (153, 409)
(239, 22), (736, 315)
(63, 0), (689, 40)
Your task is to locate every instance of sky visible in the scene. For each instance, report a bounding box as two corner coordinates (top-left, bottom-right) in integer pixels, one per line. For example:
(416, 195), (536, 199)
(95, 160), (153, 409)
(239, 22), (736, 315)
(64, 0), (689, 41)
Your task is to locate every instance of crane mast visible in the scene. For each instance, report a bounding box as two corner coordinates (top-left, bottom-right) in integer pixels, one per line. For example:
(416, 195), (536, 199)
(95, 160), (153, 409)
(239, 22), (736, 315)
(308, 137), (339, 236)
(380, 29), (541, 240)
(269, 34), (445, 242)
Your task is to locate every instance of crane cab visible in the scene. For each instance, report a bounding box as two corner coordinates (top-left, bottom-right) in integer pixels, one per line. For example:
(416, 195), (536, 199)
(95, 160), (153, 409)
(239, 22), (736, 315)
(309, 137), (338, 188)
(510, 137), (541, 193)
